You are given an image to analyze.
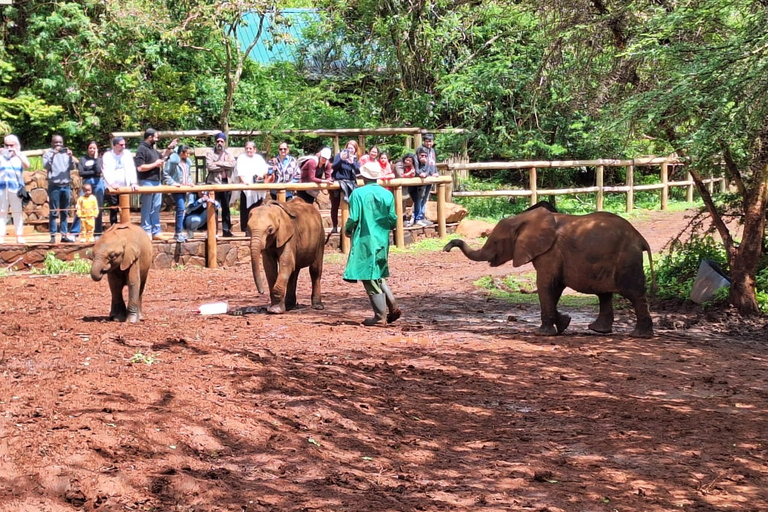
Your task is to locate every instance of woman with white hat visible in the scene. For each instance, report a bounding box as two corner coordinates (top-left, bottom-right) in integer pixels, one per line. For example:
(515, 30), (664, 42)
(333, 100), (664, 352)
(297, 147), (333, 204)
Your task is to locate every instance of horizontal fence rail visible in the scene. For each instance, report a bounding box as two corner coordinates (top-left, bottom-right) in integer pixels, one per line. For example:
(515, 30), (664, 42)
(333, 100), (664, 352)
(112, 177), (453, 268)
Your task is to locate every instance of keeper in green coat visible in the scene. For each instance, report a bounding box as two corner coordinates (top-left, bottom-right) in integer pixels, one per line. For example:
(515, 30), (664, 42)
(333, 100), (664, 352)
(343, 161), (402, 325)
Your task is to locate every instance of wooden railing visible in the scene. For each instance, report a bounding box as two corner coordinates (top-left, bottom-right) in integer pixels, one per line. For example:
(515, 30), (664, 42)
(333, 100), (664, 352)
(447, 157), (726, 212)
(113, 177), (453, 268)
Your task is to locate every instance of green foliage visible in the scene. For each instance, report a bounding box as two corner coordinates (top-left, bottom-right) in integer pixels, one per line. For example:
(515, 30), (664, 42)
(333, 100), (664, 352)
(130, 351), (158, 365)
(390, 234), (460, 255)
(32, 252), (92, 275)
(474, 274), (598, 307)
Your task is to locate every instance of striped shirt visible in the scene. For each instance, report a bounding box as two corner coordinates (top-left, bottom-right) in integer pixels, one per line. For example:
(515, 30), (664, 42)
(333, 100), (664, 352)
(0, 152), (25, 193)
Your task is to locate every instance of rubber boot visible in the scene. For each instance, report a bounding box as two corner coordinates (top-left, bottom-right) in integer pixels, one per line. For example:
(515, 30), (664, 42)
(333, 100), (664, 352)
(380, 281), (401, 323)
(362, 293), (387, 326)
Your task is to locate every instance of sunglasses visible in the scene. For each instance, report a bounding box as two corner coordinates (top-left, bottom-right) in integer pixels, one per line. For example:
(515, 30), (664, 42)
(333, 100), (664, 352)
(279, 147), (289, 150)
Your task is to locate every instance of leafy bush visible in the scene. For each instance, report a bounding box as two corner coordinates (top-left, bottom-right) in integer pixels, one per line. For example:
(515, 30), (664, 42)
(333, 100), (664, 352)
(653, 234), (727, 300)
(32, 251), (91, 275)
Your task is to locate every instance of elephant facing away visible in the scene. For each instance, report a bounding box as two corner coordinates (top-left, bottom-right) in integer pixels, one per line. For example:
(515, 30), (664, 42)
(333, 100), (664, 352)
(248, 199), (325, 314)
(90, 223), (152, 322)
(444, 207), (655, 337)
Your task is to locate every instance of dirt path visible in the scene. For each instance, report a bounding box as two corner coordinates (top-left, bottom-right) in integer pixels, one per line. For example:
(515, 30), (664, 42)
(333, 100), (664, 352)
(0, 208), (766, 511)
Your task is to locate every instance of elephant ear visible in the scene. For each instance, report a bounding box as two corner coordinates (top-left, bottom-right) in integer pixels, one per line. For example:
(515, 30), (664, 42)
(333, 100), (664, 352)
(511, 207), (557, 267)
(118, 225), (140, 271)
(272, 203), (296, 248)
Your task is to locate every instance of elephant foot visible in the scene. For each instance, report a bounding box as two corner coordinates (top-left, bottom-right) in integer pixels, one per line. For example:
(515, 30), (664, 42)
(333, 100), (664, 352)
(127, 314), (140, 324)
(588, 319), (613, 334)
(631, 323), (654, 338)
(267, 304), (286, 314)
(534, 325), (559, 336)
(110, 311), (128, 322)
(556, 314), (571, 334)
(312, 302), (325, 310)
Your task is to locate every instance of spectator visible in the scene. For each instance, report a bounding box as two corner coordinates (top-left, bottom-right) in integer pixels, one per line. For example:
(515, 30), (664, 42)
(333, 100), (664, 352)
(378, 151), (395, 179)
(411, 134), (439, 226)
(162, 144), (194, 242)
(343, 161), (401, 326)
(135, 128), (178, 239)
(183, 191), (219, 240)
(75, 183), (99, 243)
(205, 132), (236, 237)
(396, 153), (420, 225)
(43, 134), (77, 243)
(70, 141), (105, 239)
(329, 139), (360, 233)
(359, 145), (380, 166)
(0, 134), (31, 244)
(297, 147), (332, 204)
(267, 141), (299, 201)
(233, 140), (269, 233)
(102, 137), (139, 226)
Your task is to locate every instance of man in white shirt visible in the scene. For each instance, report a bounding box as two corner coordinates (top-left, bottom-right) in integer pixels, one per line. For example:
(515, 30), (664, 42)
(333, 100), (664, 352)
(102, 137), (139, 226)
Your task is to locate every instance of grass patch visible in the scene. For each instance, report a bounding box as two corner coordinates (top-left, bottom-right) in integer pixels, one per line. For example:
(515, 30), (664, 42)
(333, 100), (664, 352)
(474, 274), (600, 307)
(31, 251), (91, 275)
(390, 234), (460, 255)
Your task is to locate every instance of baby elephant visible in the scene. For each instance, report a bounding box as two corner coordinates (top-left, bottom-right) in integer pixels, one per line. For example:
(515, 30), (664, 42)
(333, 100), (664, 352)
(90, 223), (152, 322)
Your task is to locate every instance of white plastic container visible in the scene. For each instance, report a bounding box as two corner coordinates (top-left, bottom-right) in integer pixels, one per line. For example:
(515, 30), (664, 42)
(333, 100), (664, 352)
(690, 260), (730, 304)
(198, 301), (228, 315)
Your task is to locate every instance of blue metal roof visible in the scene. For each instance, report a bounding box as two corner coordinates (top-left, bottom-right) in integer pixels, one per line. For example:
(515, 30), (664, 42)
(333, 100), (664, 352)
(238, 8), (319, 65)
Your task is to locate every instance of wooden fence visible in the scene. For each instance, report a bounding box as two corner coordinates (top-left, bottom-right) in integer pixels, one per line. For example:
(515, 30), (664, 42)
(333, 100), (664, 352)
(447, 157), (727, 212)
(112, 177), (452, 268)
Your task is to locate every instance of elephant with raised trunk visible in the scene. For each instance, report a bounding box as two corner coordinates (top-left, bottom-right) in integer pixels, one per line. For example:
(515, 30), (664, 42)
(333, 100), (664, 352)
(90, 223), (152, 322)
(444, 207), (655, 337)
(248, 199), (325, 314)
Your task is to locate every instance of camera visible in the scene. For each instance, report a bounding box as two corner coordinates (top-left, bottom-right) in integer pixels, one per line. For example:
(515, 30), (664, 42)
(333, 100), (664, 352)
(59, 147), (68, 154)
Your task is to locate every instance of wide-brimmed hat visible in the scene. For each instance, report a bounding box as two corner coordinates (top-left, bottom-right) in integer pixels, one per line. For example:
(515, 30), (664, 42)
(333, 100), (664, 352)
(360, 161), (383, 180)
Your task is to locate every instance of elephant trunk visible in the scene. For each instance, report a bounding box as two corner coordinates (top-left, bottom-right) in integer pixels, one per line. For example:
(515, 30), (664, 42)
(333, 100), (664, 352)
(443, 239), (493, 262)
(250, 233), (266, 294)
(90, 257), (106, 282)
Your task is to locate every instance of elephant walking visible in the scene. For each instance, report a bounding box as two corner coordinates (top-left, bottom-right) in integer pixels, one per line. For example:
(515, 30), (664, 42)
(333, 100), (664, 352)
(444, 207), (655, 337)
(90, 223), (152, 322)
(248, 199), (325, 314)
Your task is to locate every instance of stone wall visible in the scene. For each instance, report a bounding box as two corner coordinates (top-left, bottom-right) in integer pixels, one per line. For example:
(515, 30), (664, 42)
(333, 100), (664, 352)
(21, 170), (83, 229)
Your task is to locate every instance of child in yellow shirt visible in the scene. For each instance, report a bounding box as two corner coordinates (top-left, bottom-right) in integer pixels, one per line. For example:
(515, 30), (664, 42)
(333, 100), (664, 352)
(76, 183), (99, 243)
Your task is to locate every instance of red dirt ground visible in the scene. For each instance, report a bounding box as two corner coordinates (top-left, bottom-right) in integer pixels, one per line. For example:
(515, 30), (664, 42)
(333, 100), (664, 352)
(1, 209), (766, 512)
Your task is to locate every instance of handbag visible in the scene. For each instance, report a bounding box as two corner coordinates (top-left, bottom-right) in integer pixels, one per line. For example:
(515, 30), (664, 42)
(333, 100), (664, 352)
(17, 184), (31, 207)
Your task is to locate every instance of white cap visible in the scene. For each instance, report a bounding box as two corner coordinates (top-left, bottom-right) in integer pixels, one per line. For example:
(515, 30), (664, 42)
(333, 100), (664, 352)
(360, 161), (383, 180)
(319, 147), (332, 160)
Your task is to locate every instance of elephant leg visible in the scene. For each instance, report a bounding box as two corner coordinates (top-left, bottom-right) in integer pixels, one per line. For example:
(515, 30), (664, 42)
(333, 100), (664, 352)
(285, 270), (299, 311)
(107, 273), (128, 322)
(309, 259), (324, 310)
(125, 264), (142, 323)
(629, 294), (654, 338)
(263, 256), (285, 313)
(536, 279), (569, 336)
(137, 269), (149, 321)
(589, 293), (614, 333)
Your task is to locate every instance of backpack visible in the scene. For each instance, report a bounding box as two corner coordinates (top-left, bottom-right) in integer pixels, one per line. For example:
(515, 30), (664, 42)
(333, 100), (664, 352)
(46, 150), (74, 186)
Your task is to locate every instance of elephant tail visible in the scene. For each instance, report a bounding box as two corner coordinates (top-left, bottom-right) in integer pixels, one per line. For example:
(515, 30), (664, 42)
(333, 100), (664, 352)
(644, 242), (657, 297)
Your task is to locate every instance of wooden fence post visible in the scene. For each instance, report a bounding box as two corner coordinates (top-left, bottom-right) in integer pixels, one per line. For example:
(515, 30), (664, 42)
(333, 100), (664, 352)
(437, 183), (446, 238)
(119, 194), (131, 223)
(626, 164), (634, 213)
(206, 198), (218, 269)
(661, 163), (669, 210)
(529, 167), (537, 206)
(277, 190), (286, 202)
(333, 136), (340, 154)
(340, 201), (350, 255)
(596, 165), (604, 211)
(394, 186), (405, 248)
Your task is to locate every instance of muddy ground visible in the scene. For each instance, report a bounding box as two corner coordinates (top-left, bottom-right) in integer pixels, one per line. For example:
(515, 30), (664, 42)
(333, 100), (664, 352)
(0, 209), (766, 512)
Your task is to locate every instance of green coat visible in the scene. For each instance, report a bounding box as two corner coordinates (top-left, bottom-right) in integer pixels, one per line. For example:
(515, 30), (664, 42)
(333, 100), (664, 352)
(343, 183), (397, 282)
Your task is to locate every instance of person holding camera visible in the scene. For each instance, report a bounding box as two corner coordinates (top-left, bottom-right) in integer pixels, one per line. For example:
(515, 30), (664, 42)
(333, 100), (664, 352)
(0, 134), (31, 244)
(205, 132), (236, 237)
(43, 134), (77, 243)
(329, 139), (361, 233)
(135, 128), (178, 239)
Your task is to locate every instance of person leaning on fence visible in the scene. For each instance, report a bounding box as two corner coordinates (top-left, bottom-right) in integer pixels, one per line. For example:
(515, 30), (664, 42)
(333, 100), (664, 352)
(233, 140), (269, 235)
(163, 144), (194, 242)
(75, 183), (99, 243)
(410, 134), (439, 227)
(343, 161), (401, 326)
(0, 134), (31, 244)
(267, 141), (300, 201)
(205, 132), (236, 237)
(183, 191), (219, 240)
(70, 141), (105, 239)
(43, 134), (77, 243)
(329, 139), (361, 233)
(296, 147), (332, 205)
(135, 128), (178, 239)
(102, 137), (139, 226)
